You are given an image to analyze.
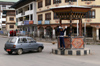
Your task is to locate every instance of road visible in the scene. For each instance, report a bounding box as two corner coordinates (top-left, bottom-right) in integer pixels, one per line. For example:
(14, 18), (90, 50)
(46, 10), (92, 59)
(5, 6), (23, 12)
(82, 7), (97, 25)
(0, 36), (100, 66)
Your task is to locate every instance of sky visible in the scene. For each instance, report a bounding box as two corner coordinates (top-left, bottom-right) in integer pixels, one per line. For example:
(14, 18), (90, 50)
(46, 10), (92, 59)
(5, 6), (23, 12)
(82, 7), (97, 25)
(0, 0), (19, 2)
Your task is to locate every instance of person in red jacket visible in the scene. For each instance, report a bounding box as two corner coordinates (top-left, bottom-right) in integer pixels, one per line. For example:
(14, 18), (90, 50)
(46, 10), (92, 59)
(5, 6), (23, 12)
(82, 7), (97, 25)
(13, 31), (16, 36)
(10, 30), (14, 37)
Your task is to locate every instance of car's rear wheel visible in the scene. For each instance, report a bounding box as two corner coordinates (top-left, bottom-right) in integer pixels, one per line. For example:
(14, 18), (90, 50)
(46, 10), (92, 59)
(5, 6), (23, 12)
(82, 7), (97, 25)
(37, 47), (42, 52)
(17, 49), (23, 55)
(8, 51), (12, 54)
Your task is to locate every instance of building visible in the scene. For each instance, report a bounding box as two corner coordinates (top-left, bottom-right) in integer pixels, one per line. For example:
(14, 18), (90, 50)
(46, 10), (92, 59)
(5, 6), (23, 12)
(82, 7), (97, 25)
(36, 0), (100, 41)
(3, 9), (17, 34)
(0, 1), (14, 31)
(11, 0), (37, 36)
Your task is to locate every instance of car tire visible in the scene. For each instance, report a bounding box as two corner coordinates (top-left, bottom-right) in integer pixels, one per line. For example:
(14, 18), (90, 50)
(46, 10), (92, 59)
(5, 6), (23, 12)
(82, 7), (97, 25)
(37, 47), (42, 52)
(8, 51), (12, 54)
(17, 49), (23, 55)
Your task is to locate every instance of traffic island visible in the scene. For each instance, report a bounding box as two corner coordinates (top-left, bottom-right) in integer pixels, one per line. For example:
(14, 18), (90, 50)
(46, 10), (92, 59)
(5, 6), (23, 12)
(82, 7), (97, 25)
(50, 5), (92, 56)
(52, 48), (90, 56)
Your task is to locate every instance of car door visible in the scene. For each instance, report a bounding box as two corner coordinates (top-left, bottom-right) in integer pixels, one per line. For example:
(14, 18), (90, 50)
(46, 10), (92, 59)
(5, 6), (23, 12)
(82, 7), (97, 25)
(18, 38), (29, 52)
(27, 38), (38, 50)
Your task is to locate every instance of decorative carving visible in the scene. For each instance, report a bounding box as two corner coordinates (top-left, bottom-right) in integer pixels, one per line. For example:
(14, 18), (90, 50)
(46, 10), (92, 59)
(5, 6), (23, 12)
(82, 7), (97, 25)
(72, 38), (84, 48)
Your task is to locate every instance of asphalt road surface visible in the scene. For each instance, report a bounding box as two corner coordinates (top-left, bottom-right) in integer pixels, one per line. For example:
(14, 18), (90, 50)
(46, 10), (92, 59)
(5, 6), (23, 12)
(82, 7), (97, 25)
(0, 36), (100, 66)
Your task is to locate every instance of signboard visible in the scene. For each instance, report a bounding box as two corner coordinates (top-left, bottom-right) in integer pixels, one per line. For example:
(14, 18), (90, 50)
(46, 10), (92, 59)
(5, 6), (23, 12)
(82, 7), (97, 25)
(29, 20), (34, 24)
(24, 20), (29, 25)
(38, 21), (42, 24)
(45, 20), (50, 24)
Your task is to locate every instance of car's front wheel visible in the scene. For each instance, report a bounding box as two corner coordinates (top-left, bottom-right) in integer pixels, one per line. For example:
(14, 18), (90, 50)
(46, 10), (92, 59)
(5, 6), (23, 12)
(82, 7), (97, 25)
(37, 47), (42, 52)
(17, 49), (23, 55)
(8, 51), (12, 54)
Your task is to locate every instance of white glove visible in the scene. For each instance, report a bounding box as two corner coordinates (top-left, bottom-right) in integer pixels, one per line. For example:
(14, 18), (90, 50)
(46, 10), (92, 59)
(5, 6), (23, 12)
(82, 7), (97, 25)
(59, 26), (62, 28)
(65, 26), (67, 29)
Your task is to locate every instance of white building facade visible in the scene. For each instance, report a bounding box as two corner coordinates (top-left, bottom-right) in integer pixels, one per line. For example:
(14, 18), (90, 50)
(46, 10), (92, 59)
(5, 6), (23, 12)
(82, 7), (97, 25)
(12, 0), (37, 36)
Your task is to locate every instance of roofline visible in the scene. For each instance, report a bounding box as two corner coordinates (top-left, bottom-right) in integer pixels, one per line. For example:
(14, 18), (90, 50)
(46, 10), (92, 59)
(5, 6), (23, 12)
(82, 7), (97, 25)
(0, 1), (15, 3)
(11, 0), (36, 9)
(50, 5), (91, 10)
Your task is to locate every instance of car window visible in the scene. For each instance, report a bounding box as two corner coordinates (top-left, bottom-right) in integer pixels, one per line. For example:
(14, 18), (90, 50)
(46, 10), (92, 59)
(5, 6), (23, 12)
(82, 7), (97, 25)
(18, 38), (23, 43)
(7, 38), (17, 43)
(18, 38), (28, 43)
(27, 38), (34, 43)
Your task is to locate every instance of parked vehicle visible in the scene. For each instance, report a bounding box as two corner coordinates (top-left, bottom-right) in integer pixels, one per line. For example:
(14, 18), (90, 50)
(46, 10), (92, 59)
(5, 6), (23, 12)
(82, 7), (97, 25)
(4, 36), (44, 55)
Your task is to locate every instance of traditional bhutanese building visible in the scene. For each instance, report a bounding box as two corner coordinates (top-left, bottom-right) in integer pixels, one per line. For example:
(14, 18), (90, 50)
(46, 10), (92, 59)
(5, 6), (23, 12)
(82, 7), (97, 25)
(36, 0), (100, 41)
(3, 9), (17, 34)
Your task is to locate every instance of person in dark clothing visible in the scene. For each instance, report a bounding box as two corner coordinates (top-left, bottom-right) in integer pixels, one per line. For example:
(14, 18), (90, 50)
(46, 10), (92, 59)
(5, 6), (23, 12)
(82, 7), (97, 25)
(57, 26), (67, 50)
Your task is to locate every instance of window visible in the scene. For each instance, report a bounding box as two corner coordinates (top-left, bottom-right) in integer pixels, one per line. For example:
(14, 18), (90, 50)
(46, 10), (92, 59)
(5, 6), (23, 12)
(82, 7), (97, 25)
(85, 10), (95, 18)
(82, 0), (95, 1)
(38, 14), (42, 21)
(10, 17), (14, 21)
(30, 4), (33, 10)
(16, 18), (18, 22)
(54, 13), (58, 19)
(45, 13), (51, 20)
(30, 14), (33, 20)
(2, 5), (6, 7)
(2, 21), (6, 23)
(45, 0), (51, 6)
(65, 0), (77, 2)
(7, 38), (17, 43)
(10, 25), (14, 28)
(18, 38), (27, 43)
(27, 38), (34, 43)
(53, 0), (61, 4)
(38, 1), (42, 8)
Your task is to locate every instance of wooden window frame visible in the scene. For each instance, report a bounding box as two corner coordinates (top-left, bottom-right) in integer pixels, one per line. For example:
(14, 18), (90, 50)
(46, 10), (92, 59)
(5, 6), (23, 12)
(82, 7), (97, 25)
(45, 13), (51, 20)
(84, 10), (95, 18)
(65, 0), (77, 2)
(38, 1), (43, 8)
(38, 14), (43, 21)
(9, 17), (14, 21)
(45, 0), (51, 6)
(10, 25), (14, 28)
(81, 0), (95, 1)
(53, 0), (61, 4)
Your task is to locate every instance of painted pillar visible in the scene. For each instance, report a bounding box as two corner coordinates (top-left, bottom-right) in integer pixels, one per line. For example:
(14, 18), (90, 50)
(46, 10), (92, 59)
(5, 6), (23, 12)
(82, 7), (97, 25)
(70, 15), (72, 36)
(53, 28), (55, 39)
(79, 19), (82, 36)
(64, 30), (66, 36)
(44, 28), (46, 37)
(96, 28), (99, 40)
(37, 29), (40, 37)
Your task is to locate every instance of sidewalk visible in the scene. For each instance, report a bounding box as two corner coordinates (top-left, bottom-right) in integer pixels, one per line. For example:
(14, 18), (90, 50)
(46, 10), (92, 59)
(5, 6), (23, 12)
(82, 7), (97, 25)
(0, 35), (8, 38)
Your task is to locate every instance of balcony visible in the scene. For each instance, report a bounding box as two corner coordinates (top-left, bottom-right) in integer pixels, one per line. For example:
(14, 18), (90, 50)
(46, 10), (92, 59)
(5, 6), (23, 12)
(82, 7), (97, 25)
(2, 14), (6, 16)
(2, 24), (6, 26)
(2, 18), (6, 21)
(16, 13), (22, 18)
(18, 21), (23, 26)
(25, 10), (33, 15)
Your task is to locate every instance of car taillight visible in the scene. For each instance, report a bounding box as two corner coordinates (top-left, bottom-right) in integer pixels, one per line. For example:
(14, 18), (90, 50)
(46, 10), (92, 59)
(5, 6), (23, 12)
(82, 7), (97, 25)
(13, 45), (16, 48)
